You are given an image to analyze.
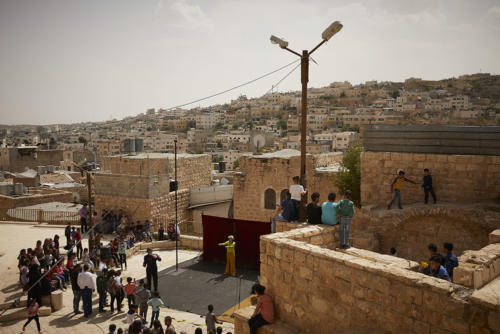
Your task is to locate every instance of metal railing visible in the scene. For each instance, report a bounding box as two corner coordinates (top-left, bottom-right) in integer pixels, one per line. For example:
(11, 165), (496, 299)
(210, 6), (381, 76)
(1, 208), (79, 224)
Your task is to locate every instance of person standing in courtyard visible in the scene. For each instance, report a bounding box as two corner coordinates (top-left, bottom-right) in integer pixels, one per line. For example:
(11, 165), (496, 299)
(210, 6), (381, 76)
(79, 203), (89, 233)
(70, 264), (82, 314)
(135, 278), (151, 322)
(206, 304), (223, 334)
(219, 235), (236, 276)
(321, 192), (338, 226)
(248, 285), (274, 334)
(336, 190), (355, 249)
(77, 264), (95, 318)
(143, 248), (162, 292)
(65, 222), (72, 247)
(118, 237), (128, 271)
(388, 170), (417, 210)
(147, 291), (166, 327)
(74, 228), (83, 260)
(97, 268), (108, 313)
(422, 168), (437, 204)
(22, 298), (42, 334)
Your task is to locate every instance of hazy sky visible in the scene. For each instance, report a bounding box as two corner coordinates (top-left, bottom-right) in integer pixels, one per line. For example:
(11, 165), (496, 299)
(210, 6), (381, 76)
(1, 0), (499, 125)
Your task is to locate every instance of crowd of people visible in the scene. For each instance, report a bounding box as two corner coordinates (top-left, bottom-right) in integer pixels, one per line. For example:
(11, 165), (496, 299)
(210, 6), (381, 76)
(16, 209), (236, 334)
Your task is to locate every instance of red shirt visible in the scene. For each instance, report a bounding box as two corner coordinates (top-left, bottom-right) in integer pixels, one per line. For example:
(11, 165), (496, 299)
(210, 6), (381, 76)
(124, 282), (137, 296)
(258, 294), (274, 323)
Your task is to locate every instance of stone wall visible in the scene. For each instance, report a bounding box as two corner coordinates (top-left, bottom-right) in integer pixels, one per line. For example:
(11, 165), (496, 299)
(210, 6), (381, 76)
(101, 154), (211, 191)
(0, 148), (64, 173)
(94, 173), (171, 199)
(0, 189), (73, 210)
(249, 225), (500, 334)
(95, 189), (191, 231)
(360, 152), (500, 206)
(94, 194), (151, 225)
(234, 151), (339, 222)
(150, 189), (190, 228)
(350, 204), (500, 262)
(454, 242), (500, 289)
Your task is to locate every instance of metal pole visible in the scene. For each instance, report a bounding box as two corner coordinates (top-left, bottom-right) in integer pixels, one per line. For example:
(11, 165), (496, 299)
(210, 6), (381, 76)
(87, 172), (94, 248)
(299, 49), (309, 222)
(174, 139), (178, 271)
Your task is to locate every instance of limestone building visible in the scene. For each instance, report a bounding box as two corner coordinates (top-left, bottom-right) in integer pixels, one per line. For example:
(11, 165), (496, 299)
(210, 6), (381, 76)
(95, 153), (211, 230)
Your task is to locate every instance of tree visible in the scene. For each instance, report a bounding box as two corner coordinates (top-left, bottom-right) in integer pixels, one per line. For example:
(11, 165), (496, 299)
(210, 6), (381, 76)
(233, 159), (239, 170)
(391, 91), (400, 99)
(49, 137), (57, 148)
(333, 142), (362, 206)
(214, 122), (225, 131)
(78, 136), (88, 146)
(277, 119), (287, 130)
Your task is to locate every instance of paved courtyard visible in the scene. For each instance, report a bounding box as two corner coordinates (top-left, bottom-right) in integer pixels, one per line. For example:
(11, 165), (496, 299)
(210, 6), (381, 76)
(0, 223), (235, 334)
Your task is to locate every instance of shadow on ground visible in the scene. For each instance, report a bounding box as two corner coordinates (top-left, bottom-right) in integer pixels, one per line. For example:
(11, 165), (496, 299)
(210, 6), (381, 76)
(156, 257), (259, 316)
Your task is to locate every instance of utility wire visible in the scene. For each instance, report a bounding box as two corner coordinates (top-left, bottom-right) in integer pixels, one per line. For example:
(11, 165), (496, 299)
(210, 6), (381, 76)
(264, 62), (301, 96)
(165, 59), (300, 110)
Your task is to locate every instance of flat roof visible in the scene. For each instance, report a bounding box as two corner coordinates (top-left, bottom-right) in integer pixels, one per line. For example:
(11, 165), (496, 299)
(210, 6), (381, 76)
(105, 152), (208, 159)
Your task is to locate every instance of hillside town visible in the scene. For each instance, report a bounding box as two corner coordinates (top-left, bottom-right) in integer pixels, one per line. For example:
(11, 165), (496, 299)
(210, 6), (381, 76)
(1, 73), (500, 176)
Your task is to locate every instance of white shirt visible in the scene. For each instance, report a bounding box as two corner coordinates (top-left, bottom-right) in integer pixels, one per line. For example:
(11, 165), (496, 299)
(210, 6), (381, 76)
(98, 261), (107, 272)
(290, 184), (304, 201)
(113, 276), (122, 287)
(77, 271), (96, 290)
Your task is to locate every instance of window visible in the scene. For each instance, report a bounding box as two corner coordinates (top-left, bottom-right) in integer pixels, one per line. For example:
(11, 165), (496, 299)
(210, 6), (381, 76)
(264, 188), (276, 210)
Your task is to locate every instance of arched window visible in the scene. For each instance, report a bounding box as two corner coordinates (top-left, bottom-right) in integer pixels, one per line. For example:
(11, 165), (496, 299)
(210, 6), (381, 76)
(264, 188), (276, 210)
(280, 189), (288, 202)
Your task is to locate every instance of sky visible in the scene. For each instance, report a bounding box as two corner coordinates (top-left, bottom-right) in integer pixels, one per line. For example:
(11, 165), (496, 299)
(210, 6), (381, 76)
(0, 0), (499, 125)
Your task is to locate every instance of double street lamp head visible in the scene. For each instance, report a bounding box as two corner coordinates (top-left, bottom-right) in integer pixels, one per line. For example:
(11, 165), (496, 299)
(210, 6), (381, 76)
(270, 20), (342, 51)
(270, 35), (289, 49)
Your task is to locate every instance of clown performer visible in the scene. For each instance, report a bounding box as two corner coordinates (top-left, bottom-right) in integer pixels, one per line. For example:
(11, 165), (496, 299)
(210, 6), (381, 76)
(218, 235), (236, 276)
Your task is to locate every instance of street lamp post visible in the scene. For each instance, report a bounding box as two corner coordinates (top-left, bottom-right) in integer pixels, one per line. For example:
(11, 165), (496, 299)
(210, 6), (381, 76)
(174, 139), (178, 271)
(270, 21), (343, 221)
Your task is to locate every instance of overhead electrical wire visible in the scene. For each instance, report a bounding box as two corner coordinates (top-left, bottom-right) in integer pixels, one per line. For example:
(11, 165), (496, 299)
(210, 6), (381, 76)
(264, 62), (301, 96)
(165, 59), (301, 110)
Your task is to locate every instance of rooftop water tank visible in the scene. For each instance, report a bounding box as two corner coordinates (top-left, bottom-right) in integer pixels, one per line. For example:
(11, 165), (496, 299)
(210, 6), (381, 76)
(123, 138), (136, 153)
(14, 183), (24, 196)
(135, 138), (144, 152)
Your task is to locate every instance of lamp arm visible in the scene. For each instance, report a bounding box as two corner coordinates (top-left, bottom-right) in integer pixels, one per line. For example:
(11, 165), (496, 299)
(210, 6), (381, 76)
(283, 47), (302, 57)
(309, 39), (327, 56)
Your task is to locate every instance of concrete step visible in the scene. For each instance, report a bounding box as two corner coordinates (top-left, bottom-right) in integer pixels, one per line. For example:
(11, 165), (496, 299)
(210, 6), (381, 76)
(0, 296), (28, 311)
(0, 306), (51, 322)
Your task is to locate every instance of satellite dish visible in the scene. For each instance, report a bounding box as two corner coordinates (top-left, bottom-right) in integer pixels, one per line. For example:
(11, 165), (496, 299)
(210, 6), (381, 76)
(252, 134), (265, 150)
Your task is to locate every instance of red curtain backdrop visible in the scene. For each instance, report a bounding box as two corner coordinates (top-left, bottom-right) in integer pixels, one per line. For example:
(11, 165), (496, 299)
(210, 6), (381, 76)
(202, 215), (271, 269)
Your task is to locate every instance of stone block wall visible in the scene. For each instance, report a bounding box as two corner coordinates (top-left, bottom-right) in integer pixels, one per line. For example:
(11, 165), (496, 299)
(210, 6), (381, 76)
(95, 189), (191, 231)
(454, 243), (500, 289)
(360, 152), (500, 206)
(255, 226), (500, 334)
(150, 189), (190, 228)
(0, 190), (73, 210)
(101, 154), (211, 191)
(94, 194), (152, 224)
(94, 173), (171, 199)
